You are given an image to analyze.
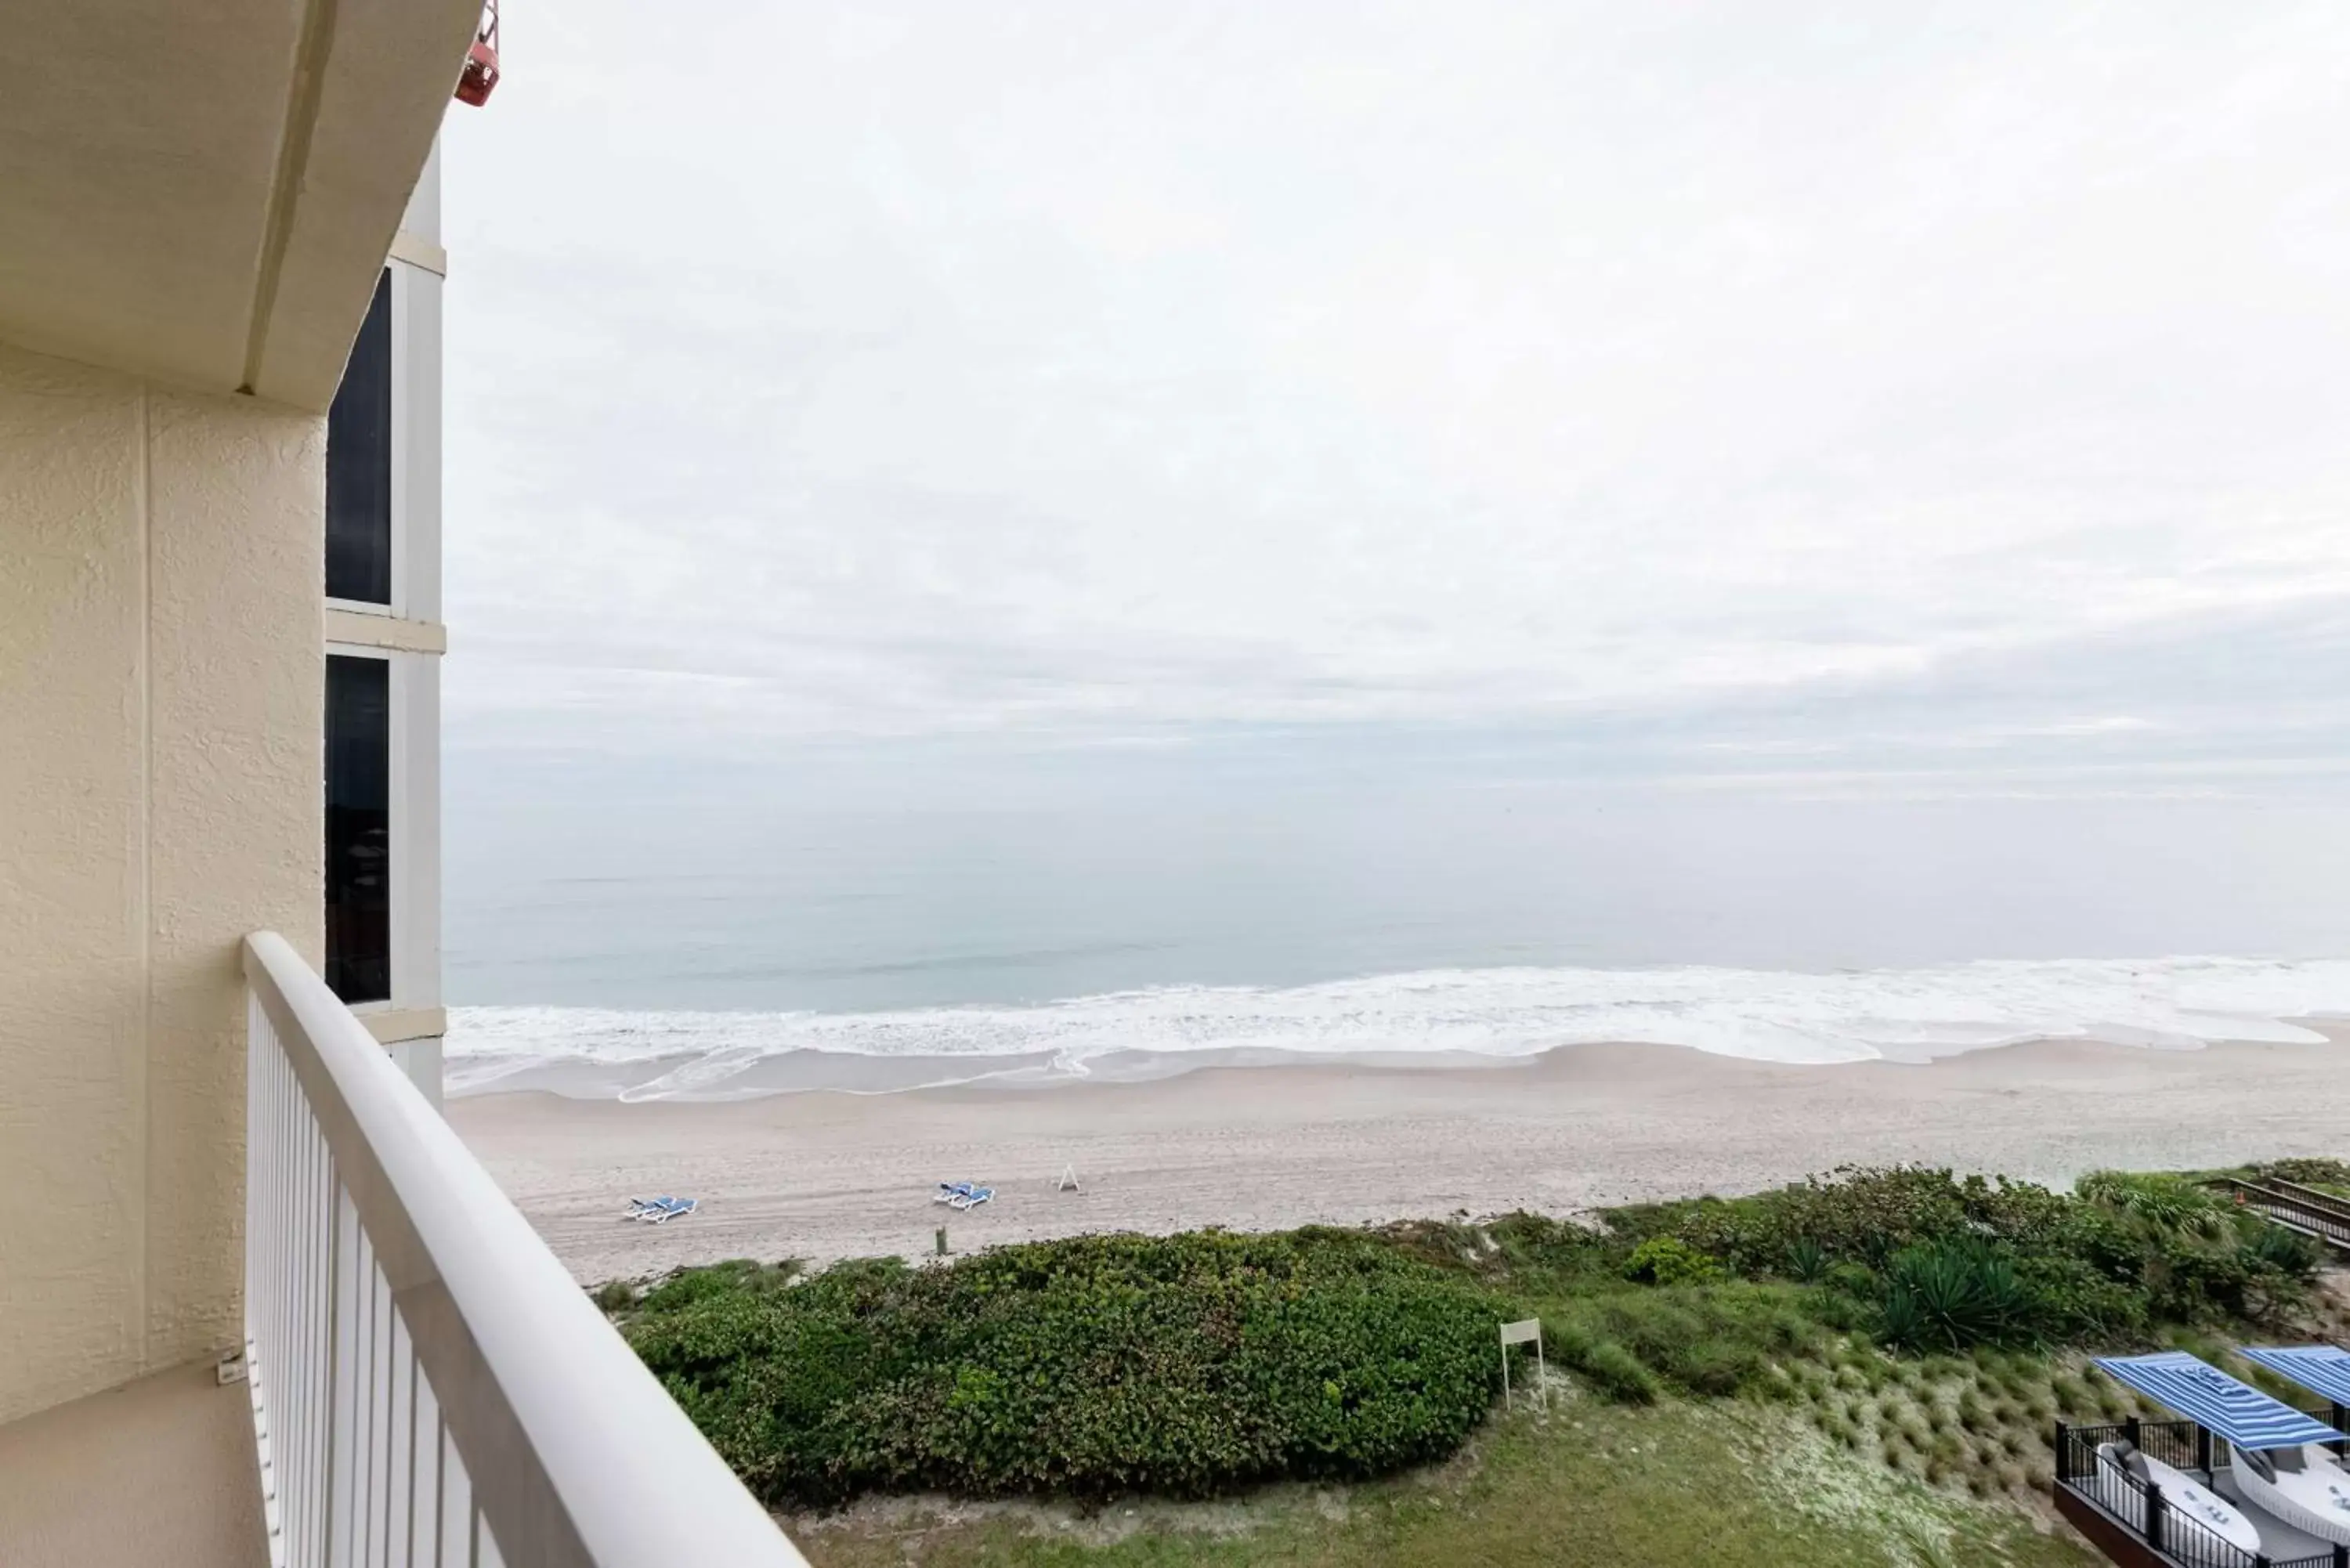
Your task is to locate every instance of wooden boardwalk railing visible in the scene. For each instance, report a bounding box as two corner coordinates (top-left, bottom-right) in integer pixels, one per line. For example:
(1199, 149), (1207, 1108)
(2210, 1176), (2350, 1256)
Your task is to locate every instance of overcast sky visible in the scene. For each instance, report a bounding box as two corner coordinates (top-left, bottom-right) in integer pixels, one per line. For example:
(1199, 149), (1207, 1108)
(438, 2), (2350, 802)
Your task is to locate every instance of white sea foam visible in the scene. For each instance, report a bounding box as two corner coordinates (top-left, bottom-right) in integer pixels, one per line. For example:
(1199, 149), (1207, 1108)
(443, 956), (2350, 1101)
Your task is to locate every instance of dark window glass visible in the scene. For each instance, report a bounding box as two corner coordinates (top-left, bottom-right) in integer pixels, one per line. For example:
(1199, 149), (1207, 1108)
(325, 655), (391, 1003)
(326, 270), (393, 604)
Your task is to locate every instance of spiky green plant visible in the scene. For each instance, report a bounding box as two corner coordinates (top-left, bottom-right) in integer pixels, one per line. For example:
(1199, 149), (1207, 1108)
(1879, 1240), (2036, 1352)
(2077, 1170), (2231, 1239)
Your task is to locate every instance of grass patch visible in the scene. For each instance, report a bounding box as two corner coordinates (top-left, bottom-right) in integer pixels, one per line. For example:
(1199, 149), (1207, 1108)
(788, 1400), (2099, 1568)
(1538, 1281), (1820, 1400)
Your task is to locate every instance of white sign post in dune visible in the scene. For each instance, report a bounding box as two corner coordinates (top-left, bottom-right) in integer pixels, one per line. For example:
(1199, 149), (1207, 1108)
(1500, 1319), (1545, 1411)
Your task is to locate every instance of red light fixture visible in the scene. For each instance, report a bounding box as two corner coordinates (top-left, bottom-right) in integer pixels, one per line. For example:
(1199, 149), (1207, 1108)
(456, 1), (500, 107)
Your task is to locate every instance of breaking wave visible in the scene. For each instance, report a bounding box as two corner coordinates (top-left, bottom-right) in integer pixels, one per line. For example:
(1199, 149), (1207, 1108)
(443, 955), (2350, 1101)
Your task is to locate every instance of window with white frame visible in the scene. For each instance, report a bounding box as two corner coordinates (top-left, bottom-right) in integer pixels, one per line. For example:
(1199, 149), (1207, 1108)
(327, 269), (395, 606)
(322, 238), (442, 1028)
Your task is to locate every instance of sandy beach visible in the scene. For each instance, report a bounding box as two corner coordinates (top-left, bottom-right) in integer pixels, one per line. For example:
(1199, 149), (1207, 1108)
(450, 1031), (2350, 1285)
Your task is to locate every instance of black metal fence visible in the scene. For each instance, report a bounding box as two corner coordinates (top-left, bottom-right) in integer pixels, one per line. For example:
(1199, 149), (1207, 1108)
(2055, 1421), (2348, 1568)
(2124, 1415), (2221, 1476)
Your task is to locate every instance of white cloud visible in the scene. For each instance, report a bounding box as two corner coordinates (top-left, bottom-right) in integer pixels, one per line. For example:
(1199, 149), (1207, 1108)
(439, 1), (2350, 789)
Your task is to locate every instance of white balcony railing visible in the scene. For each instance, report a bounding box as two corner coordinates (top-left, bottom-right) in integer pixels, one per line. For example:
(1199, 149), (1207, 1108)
(241, 931), (809, 1568)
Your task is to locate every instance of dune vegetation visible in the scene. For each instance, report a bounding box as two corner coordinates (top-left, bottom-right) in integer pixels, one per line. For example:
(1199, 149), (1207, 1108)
(597, 1158), (2350, 1563)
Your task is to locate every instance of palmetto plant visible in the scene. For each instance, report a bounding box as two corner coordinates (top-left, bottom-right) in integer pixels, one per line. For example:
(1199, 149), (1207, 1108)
(1879, 1240), (2036, 1353)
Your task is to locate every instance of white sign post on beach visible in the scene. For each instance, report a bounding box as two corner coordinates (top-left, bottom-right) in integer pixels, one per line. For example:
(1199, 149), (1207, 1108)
(1499, 1318), (1545, 1410)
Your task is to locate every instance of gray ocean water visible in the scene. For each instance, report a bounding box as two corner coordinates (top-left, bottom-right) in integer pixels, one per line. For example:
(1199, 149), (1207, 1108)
(440, 753), (2350, 1095)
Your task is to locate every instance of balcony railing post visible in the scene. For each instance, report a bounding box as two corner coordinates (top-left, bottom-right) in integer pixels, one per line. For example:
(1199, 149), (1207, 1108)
(2145, 1482), (2165, 1551)
(2196, 1424), (2211, 1477)
(2333, 1542), (2348, 1568)
(2124, 1414), (2142, 1451)
(2052, 1421), (2070, 1483)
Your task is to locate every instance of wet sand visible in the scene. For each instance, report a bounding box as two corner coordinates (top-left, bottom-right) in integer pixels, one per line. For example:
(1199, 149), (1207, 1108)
(448, 1031), (2350, 1284)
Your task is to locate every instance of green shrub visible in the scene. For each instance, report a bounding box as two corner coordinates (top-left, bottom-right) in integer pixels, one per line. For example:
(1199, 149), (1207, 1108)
(1878, 1241), (2036, 1353)
(2240, 1222), (2323, 1280)
(2255, 1158), (2350, 1191)
(1478, 1212), (1617, 1280)
(2011, 1252), (2147, 1342)
(1559, 1331), (1661, 1404)
(627, 1230), (1507, 1505)
(1672, 1339), (1765, 1397)
(1598, 1162), (2325, 1352)
(1622, 1236), (1726, 1287)
(1381, 1211), (1618, 1295)
(2059, 1198), (2313, 1324)
(634, 1255), (804, 1313)
(2077, 1171), (2231, 1240)
(1644, 1165), (2072, 1275)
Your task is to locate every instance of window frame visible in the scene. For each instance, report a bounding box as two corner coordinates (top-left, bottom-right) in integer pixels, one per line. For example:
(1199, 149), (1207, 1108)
(324, 266), (409, 620)
(324, 211), (443, 1034)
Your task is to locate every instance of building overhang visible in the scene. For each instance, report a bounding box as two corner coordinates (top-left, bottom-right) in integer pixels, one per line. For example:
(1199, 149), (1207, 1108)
(0, 0), (484, 411)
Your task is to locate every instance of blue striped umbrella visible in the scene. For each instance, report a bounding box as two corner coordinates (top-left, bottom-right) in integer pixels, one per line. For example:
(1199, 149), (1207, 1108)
(2243, 1345), (2350, 1409)
(2092, 1351), (2348, 1451)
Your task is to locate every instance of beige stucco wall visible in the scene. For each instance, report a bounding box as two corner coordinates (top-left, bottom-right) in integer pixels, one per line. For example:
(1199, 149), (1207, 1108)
(0, 338), (323, 1425)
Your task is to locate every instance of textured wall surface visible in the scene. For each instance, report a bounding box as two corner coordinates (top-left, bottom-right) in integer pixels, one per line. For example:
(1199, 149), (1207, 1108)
(0, 339), (323, 1423)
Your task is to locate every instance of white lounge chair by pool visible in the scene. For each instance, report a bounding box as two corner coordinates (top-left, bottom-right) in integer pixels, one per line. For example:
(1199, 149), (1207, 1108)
(2095, 1441), (2264, 1556)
